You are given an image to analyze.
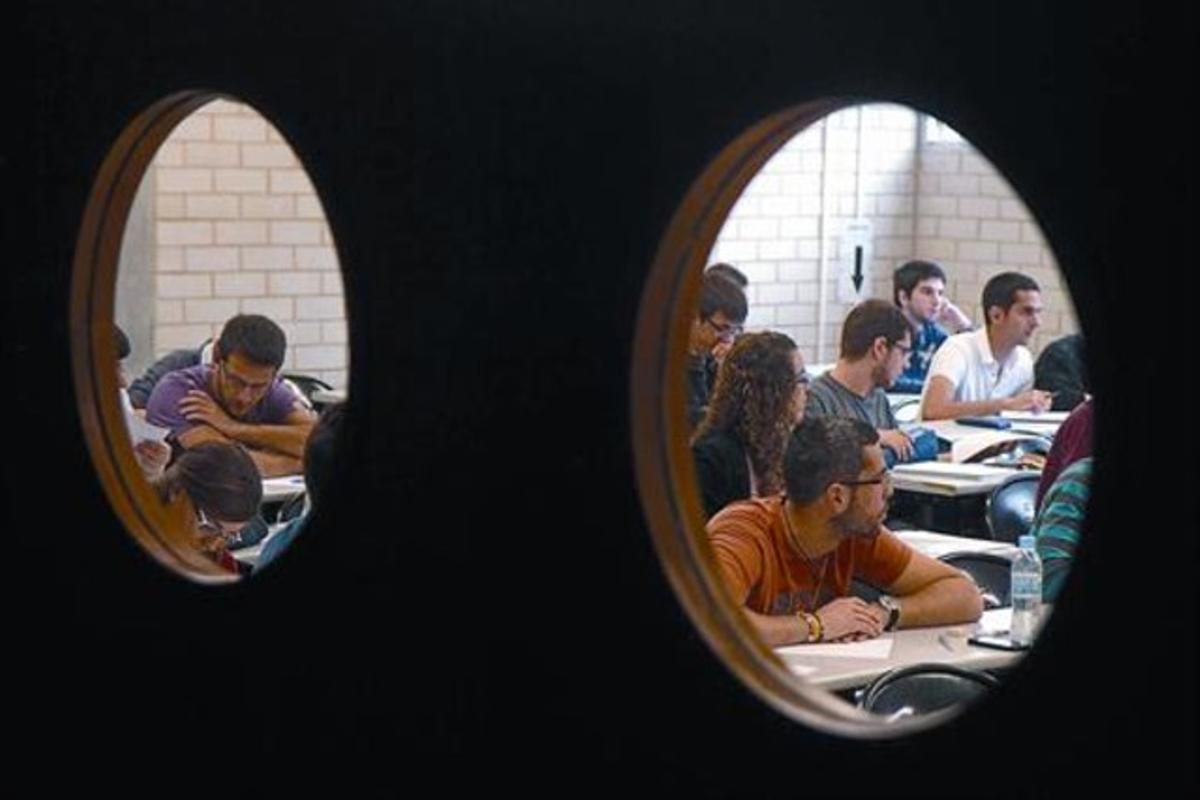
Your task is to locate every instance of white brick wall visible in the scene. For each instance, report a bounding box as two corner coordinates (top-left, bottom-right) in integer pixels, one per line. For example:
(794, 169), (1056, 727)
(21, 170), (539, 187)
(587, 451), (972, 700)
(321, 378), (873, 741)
(145, 100), (349, 388)
(708, 103), (1077, 364)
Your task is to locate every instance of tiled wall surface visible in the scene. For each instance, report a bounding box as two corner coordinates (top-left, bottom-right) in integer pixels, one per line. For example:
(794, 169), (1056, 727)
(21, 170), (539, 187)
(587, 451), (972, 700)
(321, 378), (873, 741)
(146, 99), (348, 388)
(707, 104), (1076, 364)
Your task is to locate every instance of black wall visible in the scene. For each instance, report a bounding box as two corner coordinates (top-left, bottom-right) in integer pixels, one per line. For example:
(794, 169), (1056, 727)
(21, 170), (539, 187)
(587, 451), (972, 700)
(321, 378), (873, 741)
(6, 1), (1194, 793)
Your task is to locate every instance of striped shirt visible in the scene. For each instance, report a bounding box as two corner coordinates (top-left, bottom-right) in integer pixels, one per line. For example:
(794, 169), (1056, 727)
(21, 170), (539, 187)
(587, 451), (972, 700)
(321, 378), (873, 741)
(1032, 457), (1092, 602)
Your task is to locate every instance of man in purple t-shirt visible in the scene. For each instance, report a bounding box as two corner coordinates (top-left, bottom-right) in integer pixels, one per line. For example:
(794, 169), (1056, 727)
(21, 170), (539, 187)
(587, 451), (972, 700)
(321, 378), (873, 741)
(146, 314), (316, 477)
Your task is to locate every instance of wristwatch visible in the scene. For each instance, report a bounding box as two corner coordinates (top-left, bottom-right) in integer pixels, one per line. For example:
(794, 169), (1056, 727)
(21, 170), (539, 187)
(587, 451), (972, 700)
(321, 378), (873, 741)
(879, 595), (902, 632)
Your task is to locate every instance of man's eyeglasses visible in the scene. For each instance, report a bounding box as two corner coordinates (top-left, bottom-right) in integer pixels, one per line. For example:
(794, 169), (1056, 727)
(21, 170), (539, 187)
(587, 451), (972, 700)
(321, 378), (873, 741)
(219, 362), (272, 394)
(838, 468), (892, 488)
(705, 317), (743, 341)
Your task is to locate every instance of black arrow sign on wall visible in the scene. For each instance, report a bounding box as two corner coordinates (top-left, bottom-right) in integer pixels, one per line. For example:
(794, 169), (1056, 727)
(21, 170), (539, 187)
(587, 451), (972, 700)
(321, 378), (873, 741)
(852, 245), (865, 292)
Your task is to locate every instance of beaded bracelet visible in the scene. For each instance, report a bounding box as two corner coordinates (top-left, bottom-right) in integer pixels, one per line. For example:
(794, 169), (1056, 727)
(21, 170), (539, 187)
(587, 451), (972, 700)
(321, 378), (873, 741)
(797, 610), (823, 643)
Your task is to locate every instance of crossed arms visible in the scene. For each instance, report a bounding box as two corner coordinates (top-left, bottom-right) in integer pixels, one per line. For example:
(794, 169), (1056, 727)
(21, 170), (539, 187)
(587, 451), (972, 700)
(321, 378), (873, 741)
(176, 390), (316, 477)
(738, 540), (984, 648)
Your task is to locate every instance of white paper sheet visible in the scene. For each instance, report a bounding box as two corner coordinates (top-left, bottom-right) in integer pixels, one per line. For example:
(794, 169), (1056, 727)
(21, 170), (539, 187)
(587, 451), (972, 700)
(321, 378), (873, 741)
(120, 389), (169, 444)
(1000, 410), (1070, 424)
(976, 607), (1013, 635)
(775, 637), (896, 660)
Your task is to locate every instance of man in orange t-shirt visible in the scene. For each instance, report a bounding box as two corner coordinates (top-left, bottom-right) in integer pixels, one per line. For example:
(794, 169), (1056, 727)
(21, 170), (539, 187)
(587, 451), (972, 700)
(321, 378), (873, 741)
(707, 416), (983, 646)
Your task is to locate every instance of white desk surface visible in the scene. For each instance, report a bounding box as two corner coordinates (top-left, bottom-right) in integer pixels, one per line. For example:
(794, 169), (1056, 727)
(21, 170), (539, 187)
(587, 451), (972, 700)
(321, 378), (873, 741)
(262, 475), (306, 503)
(311, 388), (346, 404)
(894, 529), (1016, 559)
(777, 621), (1024, 691)
(776, 530), (1029, 690)
(891, 461), (1022, 497)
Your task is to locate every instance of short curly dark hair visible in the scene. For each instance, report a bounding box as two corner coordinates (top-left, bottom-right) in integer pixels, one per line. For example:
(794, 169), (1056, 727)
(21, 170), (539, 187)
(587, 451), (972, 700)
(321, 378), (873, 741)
(784, 416), (879, 504)
(217, 314), (287, 370)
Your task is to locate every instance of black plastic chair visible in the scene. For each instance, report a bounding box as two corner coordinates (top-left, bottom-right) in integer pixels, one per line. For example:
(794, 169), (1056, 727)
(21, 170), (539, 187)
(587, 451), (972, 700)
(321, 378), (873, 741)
(276, 491), (308, 525)
(939, 550), (1012, 608)
(985, 472), (1041, 543)
(280, 372), (334, 404)
(859, 663), (1000, 720)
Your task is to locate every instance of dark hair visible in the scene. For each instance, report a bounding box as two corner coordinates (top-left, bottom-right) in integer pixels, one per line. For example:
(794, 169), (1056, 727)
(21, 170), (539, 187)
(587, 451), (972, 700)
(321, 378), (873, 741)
(840, 299), (912, 359)
(694, 331), (799, 496)
(698, 271), (748, 323)
(303, 401), (344, 505)
(216, 314), (287, 370)
(784, 416), (879, 504)
(893, 260), (947, 306)
(114, 325), (131, 360)
(981, 271), (1040, 324)
(705, 262), (749, 288)
(156, 441), (262, 523)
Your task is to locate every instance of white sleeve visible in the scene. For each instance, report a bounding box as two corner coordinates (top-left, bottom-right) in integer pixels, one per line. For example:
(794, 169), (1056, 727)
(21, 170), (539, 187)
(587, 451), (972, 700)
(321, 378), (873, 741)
(927, 336), (968, 391)
(1013, 347), (1034, 392)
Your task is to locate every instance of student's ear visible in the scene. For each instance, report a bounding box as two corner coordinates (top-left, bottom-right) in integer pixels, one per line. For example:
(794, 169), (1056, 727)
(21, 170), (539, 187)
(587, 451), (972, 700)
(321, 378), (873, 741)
(825, 482), (850, 514)
(872, 336), (889, 360)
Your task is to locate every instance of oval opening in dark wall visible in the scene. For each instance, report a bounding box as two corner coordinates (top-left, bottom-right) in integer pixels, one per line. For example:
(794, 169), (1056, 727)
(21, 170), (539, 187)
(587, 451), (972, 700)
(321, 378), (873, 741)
(71, 92), (350, 583)
(632, 101), (1090, 737)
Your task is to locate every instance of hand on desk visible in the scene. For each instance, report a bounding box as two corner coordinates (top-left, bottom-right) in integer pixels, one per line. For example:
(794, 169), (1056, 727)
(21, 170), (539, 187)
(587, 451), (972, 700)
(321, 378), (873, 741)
(1003, 389), (1054, 414)
(134, 439), (170, 480)
(879, 429), (914, 462)
(815, 597), (886, 642)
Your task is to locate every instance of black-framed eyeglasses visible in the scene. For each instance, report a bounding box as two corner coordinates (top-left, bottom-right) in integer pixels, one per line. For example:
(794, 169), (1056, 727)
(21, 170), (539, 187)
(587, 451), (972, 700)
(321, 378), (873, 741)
(218, 360), (273, 394)
(837, 468), (892, 488)
(705, 317), (744, 340)
(890, 341), (913, 355)
(795, 370), (811, 388)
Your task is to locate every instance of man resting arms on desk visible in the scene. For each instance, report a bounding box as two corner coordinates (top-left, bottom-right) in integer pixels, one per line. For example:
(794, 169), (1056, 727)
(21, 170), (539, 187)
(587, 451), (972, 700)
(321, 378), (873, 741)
(146, 314), (316, 477)
(707, 416), (983, 646)
(919, 271), (1053, 421)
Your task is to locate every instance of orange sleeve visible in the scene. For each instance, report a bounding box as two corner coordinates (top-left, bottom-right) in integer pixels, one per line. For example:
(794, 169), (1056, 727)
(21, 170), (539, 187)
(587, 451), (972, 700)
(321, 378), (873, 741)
(708, 513), (766, 605)
(853, 528), (913, 590)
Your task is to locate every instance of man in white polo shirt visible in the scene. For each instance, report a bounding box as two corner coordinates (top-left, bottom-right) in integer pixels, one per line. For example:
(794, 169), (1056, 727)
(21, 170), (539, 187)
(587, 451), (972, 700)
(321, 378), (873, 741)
(919, 271), (1054, 420)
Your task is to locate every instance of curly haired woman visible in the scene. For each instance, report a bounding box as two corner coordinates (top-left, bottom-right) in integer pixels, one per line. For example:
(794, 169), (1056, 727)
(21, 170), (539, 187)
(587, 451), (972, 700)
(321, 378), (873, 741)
(691, 331), (809, 519)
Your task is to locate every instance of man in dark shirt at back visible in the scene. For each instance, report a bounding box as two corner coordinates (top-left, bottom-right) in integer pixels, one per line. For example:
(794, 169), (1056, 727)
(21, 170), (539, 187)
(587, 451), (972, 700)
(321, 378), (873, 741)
(687, 270), (747, 429)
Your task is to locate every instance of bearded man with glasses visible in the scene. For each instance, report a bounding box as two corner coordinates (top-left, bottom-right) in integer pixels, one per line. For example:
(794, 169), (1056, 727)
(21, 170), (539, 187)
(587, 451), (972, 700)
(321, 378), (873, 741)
(706, 416), (982, 646)
(805, 299), (922, 464)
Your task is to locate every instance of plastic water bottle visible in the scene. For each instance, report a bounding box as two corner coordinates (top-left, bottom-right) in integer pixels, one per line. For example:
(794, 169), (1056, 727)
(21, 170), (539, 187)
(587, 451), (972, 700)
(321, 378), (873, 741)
(1010, 534), (1043, 646)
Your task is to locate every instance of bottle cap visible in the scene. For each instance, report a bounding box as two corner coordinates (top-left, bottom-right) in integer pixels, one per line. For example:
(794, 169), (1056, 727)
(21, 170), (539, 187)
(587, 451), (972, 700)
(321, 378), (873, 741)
(1018, 534), (1036, 549)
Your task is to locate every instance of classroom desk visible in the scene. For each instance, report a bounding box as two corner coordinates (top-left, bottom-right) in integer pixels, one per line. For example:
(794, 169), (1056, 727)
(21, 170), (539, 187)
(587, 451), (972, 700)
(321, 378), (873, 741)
(889, 461), (1038, 537)
(775, 529), (1029, 691)
(890, 462), (1021, 497)
(894, 528), (1016, 558)
(776, 615), (1025, 692)
(262, 475), (306, 503)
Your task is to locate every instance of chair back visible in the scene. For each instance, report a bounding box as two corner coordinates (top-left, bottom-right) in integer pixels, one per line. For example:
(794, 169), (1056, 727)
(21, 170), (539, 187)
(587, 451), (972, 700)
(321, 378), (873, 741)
(281, 372), (334, 403)
(939, 550), (1013, 608)
(859, 663), (999, 719)
(891, 397), (921, 424)
(986, 472), (1041, 543)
